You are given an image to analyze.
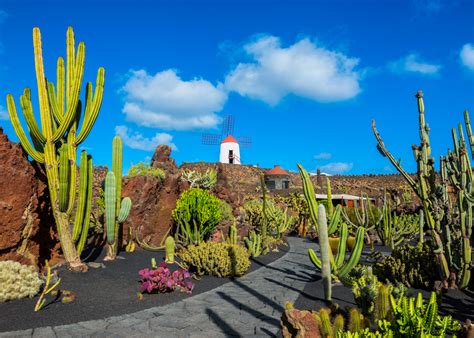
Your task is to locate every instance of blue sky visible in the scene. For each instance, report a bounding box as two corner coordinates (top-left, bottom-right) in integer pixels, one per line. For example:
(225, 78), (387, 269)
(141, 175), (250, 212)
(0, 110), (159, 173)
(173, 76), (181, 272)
(0, 0), (473, 175)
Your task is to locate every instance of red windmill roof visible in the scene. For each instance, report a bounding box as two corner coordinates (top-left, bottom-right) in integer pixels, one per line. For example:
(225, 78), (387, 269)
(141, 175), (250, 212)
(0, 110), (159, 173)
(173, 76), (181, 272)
(266, 165), (289, 176)
(221, 135), (238, 144)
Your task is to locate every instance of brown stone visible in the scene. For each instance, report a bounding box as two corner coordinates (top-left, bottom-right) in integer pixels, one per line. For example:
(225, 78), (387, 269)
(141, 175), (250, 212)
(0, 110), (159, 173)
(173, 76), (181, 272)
(122, 167), (180, 247)
(151, 145), (177, 173)
(281, 308), (320, 338)
(0, 127), (57, 266)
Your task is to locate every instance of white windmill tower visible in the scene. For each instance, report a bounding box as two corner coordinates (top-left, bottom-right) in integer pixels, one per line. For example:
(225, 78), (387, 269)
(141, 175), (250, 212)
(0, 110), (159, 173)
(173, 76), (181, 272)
(219, 135), (241, 164)
(202, 115), (251, 165)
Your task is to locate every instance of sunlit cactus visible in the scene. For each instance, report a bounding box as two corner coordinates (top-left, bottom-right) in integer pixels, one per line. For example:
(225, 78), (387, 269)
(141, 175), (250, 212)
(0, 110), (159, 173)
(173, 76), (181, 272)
(6, 27), (104, 270)
(104, 136), (132, 260)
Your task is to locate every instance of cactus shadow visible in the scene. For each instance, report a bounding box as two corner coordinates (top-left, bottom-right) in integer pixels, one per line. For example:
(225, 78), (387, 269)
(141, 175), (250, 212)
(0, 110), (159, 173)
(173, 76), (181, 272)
(264, 277), (322, 302)
(250, 259), (314, 282)
(205, 308), (241, 337)
(216, 291), (281, 329)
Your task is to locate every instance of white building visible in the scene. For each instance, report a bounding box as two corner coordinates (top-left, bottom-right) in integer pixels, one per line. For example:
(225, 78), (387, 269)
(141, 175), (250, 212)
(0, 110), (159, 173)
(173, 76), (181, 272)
(219, 135), (241, 164)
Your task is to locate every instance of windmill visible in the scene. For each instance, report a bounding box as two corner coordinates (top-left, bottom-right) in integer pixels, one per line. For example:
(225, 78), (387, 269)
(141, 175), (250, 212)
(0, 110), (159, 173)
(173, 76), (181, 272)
(202, 115), (252, 164)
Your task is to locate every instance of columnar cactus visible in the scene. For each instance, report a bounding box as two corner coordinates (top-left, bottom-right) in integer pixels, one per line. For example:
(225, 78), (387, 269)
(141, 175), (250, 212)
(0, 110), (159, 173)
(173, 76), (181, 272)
(104, 136), (132, 260)
(373, 91), (473, 289)
(6, 27), (104, 270)
(316, 204), (332, 301)
(244, 231), (263, 257)
(298, 164), (365, 280)
(227, 222), (238, 245)
(165, 236), (175, 264)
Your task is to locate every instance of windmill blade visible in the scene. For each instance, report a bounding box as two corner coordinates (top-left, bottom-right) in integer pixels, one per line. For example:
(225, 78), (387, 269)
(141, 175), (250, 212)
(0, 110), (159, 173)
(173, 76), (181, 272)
(221, 115), (235, 137)
(202, 133), (222, 145)
(236, 136), (252, 148)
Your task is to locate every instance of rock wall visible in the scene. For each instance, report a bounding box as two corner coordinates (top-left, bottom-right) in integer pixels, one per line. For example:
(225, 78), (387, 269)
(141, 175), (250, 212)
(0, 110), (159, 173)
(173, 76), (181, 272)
(0, 127), (57, 266)
(121, 145), (182, 246)
(180, 162), (415, 203)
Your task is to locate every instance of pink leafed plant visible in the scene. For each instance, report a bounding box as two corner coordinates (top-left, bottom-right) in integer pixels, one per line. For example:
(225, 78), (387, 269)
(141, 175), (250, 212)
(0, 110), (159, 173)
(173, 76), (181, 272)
(139, 262), (194, 294)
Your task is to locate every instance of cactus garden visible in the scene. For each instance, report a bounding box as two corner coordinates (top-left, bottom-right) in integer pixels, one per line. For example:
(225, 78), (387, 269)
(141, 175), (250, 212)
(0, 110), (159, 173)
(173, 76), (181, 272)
(0, 1), (473, 337)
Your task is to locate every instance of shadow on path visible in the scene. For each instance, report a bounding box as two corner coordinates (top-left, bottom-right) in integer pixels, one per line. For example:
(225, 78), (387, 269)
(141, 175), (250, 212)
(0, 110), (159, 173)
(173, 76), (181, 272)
(205, 308), (241, 337)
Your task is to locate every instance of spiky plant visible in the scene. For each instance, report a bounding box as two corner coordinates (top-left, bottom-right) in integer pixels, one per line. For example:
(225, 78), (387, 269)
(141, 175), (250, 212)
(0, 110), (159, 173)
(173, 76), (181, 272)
(6, 27), (104, 270)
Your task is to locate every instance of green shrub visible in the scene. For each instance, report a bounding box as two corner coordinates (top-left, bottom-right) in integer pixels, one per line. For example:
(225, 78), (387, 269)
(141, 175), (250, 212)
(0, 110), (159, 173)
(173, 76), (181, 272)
(0, 261), (43, 303)
(178, 242), (250, 277)
(172, 188), (222, 245)
(373, 242), (437, 289)
(219, 200), (235, 223)
(127, 162), (165, 180)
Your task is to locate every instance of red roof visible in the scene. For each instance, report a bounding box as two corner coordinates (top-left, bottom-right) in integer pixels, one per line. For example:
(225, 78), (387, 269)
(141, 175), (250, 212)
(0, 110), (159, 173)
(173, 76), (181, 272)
(266, 165), (289, 176)
(221, 135), (238, 144)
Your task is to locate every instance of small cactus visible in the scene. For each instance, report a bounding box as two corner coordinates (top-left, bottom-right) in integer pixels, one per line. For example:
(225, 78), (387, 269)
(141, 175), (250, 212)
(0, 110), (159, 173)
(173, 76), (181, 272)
(165, 236), (175, 264)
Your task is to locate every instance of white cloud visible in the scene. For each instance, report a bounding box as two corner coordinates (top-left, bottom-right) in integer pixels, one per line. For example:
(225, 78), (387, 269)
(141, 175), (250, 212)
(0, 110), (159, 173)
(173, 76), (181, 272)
(389, 53), (441, 75)
(115, 125), (177, 151)
(460, 44), (474, 71)
(224, 35), (362, 105)
(319, 162), (353, 174)
(0, 105), (8, 120)
(314, 152), (332, 160)
(122, 69), (227, 130)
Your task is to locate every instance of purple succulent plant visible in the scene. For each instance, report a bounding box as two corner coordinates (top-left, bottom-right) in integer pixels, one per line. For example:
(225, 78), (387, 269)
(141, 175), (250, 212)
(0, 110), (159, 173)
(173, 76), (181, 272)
(139, 262), (194, 294)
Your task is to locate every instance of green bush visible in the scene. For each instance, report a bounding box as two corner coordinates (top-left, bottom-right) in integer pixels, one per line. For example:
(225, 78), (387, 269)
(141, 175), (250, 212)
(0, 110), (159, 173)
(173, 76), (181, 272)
(0, 261), (43, 303)
(173, 188), (222, 245)
(178, 242), (250, 277)
(127, 162), (165, 180)
(219, 200), (235, 223)
(373, 242), (437, 289)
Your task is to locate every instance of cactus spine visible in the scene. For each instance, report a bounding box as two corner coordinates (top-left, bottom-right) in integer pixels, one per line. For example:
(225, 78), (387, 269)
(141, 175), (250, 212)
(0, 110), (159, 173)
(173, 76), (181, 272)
(6, 27), (104, 270)
(104, 136), (131, 260)
(373, 91), (472, 288)
(165, 236), (175, 264)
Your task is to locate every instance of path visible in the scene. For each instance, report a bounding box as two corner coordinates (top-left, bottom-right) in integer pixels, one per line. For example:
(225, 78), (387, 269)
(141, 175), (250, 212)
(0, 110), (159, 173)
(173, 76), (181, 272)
(1, 237), (316, 338)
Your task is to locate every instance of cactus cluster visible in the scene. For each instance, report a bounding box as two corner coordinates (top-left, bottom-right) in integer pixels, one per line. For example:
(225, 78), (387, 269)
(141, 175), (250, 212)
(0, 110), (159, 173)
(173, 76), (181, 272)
(285, 192), (312, 236)
(373, 91), (473, 288)
(244, 230), (265, 257)
(104, 136), (132, 260)
(6, 27), (104, 269)
(0, 261), (43, 303)
(375, 198), (421, 249)
(180, 168), (217, 190)
(178, 242), (250, 277)
(298, 164), (365, 290)
(373, 242), (437, 289)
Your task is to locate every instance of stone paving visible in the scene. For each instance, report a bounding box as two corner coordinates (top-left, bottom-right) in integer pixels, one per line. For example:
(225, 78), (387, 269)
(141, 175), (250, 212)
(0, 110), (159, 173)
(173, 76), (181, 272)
(1, 237), (315, 338)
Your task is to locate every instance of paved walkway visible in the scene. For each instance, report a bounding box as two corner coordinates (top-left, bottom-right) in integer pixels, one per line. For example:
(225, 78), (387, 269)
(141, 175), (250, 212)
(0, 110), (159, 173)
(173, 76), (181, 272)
(1, 237), (315, 338)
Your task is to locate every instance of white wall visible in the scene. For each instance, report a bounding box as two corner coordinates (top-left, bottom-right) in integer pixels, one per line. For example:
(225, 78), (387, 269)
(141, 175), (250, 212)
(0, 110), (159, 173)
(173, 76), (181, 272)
(219, 142), (241, 164)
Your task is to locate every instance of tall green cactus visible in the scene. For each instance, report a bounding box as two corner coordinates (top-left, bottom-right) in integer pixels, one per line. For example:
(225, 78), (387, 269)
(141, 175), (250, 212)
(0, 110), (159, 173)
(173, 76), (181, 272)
(317, 204), (332, 301)
(373, 91), (473, 289)
(104, 136), (132, 260)
(6, 27), (104, 270)
(298, 164), (365, 280)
